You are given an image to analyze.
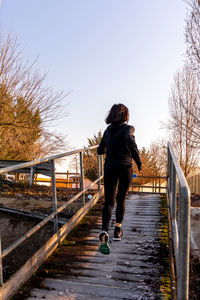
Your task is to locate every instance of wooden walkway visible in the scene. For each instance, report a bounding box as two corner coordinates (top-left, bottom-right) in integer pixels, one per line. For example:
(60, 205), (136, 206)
(23, 194), (170, 300)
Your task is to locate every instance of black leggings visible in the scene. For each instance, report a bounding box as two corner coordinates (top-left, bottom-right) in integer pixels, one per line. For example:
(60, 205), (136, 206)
(102, 165), (133, 232)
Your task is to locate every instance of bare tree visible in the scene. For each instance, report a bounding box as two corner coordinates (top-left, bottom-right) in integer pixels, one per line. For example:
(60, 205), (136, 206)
(185, 0), (200, 78)
(134, 140), (167, 187)
(69, 153), (80, 173)
(0, 34), (68, 160)
(148, 139), (167, 177)
(166, 64), (199, 176)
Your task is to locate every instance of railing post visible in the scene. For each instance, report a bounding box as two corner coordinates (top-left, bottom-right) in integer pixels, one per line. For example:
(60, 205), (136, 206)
(50, 159), (58, 232)
(30, 167), (34, 186)
(169, 152), (173, 214)
(80, 152), (85, 205)
(167, 145), (170, 179)
(100, 155), (103, 177)
(159, 177), (161, 193)
(0, 232), (3, 286)
(191, 176), (194, 193)
(177, 187), (190, 300)
(100, 154), (104, 187)
(97, 154), (101, 190)
(170, 155), (173, 194)
(171, 164), (176, 221)
(167, 142), (191, 300)
(66, 170), (69, 188)
(195, 175), (197, 194)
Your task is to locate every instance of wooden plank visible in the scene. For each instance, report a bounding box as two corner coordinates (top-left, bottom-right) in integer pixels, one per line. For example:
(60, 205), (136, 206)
(0, 188), (104, 300)
(40, 279), (142, 299)
(49, 260), (161, 275)
(28, 288), (120, 300)
(42, 274), (140, 289)
(60, 258), (162, 269)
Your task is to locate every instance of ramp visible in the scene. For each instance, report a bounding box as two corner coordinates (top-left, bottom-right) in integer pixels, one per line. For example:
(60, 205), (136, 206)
(22, 194), (170, 299)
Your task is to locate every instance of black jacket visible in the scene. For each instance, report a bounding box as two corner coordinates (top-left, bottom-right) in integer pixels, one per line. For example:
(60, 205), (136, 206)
(97, 122), (141, 170)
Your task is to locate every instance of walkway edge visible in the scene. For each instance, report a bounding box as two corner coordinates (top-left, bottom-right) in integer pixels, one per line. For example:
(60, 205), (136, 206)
(0, 187), (104, 300)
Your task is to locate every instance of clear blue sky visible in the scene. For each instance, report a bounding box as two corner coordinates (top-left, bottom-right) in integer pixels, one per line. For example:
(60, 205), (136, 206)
(0, 0), (187, 152)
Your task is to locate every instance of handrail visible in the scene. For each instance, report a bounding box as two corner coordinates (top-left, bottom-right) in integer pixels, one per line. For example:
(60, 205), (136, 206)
(0, 145), (102, 288)
(167, 142), (191, 300)
(0, 145), (98, 175)
(2, 176), (102, 259)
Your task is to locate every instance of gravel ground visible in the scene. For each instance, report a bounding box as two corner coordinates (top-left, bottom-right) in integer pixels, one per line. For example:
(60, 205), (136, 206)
(191, 193), (200, 207)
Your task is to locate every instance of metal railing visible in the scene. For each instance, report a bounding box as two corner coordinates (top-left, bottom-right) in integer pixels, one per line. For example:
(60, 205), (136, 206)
(130, 175), (167, 193)
(167, 142), (191, 300)
(0, 146), (103, 293)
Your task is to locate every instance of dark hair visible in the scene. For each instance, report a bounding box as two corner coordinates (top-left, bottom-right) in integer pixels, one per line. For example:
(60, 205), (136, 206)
(105, 103), (129, 124)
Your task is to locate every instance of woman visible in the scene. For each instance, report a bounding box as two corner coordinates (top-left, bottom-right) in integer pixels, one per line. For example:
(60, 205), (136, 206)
(97, 103), (141, 254)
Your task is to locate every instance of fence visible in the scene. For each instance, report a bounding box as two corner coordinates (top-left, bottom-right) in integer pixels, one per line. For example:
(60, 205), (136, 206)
(130, 175), (167, 193)
(187, 174), (200, 194)
(34, 172), (80, 188)
(167, 142), (191, 300)
(0, 146), (104, 300)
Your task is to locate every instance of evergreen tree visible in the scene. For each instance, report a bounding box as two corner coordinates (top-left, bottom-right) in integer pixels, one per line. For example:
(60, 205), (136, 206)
(83, 131), (102, 181)
(0, 89), (42, 160)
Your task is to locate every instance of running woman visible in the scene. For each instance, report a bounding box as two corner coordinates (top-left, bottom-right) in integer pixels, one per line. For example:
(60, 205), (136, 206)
(97, 104), (141, 254)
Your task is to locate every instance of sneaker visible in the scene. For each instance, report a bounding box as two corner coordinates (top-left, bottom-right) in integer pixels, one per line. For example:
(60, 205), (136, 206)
(99, 231), (110, 255)
(113, 226), (123, 241)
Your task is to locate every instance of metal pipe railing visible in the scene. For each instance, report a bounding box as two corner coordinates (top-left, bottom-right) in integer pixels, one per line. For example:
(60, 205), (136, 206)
(0, 233), (3, 286)
(0, 145), (102, 286)
(167, 142), (191, 300)
(0, 146), (98, 176)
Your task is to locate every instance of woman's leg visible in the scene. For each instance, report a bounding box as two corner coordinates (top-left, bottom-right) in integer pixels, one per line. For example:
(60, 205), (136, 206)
(102, 165), (118, 232)
(115, 167), (133, 224)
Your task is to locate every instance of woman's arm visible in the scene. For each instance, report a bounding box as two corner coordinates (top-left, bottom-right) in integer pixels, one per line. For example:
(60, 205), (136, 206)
(97, 133), (106, 155)
(125, 126), (142, 171)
